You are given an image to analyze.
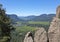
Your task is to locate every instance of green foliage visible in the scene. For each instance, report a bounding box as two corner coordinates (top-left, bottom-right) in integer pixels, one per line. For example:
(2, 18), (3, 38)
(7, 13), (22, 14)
(16, 26), (37, 33)
(0, 4), (14, 42)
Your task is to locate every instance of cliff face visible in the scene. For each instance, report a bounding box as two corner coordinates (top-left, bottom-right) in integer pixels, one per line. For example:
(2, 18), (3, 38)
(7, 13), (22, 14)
(48, 5), (60, 42)
(48, 17), (60, 42)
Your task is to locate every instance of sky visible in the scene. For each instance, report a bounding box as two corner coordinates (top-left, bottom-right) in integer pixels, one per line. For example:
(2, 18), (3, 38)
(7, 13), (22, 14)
(0, 0), (60, 16)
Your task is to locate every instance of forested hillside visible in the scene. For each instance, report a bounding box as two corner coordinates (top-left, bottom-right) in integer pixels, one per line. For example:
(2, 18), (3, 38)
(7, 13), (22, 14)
(7, 14), (56, 22)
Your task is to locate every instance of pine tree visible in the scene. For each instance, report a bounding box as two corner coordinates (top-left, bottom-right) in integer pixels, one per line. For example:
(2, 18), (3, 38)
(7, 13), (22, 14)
(0, 4), (14, 42)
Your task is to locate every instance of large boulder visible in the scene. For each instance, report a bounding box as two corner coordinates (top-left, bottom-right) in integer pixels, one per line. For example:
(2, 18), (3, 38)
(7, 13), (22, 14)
(24, 32), (33, 42)
(34, 28), (47, 42)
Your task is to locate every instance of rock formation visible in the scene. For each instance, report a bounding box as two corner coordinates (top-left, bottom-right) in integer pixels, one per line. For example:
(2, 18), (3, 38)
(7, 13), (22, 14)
(34, 28), (47, 42)
(24, 32), (33, 42)
(56, 5), (60, 18)
(48, 5), (60, 42)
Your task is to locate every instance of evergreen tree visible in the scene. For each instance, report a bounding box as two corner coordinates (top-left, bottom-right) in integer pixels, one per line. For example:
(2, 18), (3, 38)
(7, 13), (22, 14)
(0, 4), (14, 42)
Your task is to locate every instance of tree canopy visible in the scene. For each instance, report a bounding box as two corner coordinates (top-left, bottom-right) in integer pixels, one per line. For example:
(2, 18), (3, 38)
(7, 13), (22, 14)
(0, 4), (14, 42)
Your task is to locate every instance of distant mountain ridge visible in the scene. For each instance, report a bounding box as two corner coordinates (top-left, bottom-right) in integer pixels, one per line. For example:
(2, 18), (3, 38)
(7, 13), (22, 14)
(6, 14), (24, 22)
(20, 14), (56, 21)
(6, 14), (56, 22)
(32, 14), (56, 21)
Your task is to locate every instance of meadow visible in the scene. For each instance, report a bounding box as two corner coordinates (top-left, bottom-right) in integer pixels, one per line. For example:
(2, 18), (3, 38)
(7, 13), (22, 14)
(28, 21), (50, 25)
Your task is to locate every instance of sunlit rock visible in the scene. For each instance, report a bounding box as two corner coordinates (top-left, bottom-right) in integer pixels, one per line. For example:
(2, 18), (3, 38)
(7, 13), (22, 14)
(34, 28), (47, 42)
(24, 32), (33, 42)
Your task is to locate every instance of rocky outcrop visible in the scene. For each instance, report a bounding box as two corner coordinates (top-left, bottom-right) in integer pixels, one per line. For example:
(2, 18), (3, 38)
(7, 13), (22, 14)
(24, 32), (33, 42)
(48, 17), (60, 42)
(34, 28), (47, 42)
(56, 5), (60, 18)
(48, 5), (60, 42)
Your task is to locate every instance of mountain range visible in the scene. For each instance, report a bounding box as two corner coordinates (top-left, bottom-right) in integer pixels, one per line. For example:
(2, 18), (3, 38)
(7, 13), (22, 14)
(6, 14), (56, 22)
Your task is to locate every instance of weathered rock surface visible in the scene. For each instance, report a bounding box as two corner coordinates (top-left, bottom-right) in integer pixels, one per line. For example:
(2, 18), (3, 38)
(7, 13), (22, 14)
(48, 5), (60, 42)
(56, 5), (60, 18)
(24, 32), (33, 42)
(34, 28), (47, 42)
(48, 17), (60, 42)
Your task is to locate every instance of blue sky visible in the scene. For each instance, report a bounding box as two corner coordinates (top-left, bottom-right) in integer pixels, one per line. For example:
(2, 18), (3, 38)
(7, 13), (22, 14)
(0, 0), (60, 16)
